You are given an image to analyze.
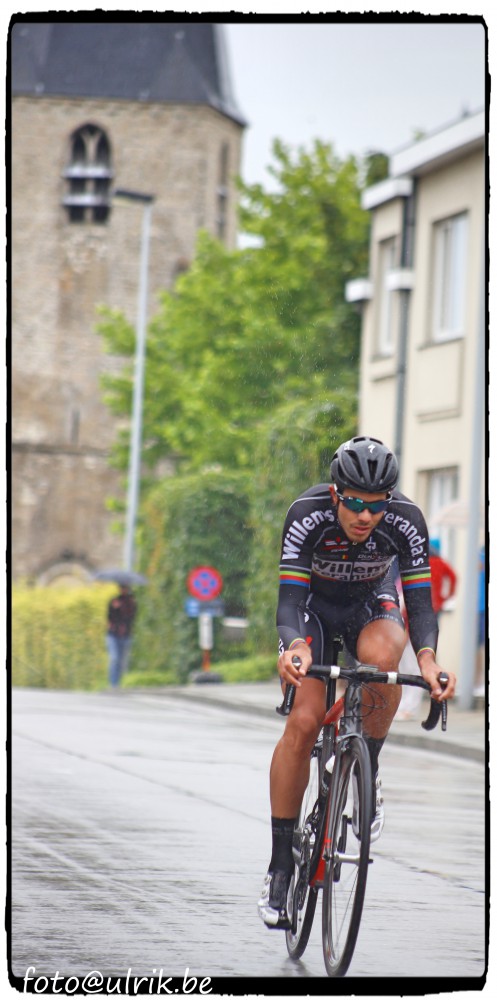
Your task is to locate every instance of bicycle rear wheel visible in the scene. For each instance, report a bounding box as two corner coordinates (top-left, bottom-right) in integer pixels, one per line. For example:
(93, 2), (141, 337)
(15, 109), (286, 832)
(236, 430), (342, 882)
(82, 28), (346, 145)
(285, 743), (322, 959)
(322, 738), (372, 977)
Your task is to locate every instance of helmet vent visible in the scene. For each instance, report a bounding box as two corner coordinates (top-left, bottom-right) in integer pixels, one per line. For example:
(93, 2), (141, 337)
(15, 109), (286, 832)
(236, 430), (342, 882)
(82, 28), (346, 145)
(367, 459), (378, 482)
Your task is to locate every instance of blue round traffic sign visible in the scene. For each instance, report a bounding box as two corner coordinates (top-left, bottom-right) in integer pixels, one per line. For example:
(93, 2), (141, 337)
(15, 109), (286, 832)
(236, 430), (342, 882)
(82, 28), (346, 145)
(187, 565), (223, 601)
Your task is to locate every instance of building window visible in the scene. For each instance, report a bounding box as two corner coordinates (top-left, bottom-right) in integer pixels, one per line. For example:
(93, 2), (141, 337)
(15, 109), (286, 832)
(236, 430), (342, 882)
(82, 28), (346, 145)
(431, 212), (468, 342)
(425, 467), (459, 564)
(63, 124), (113, 224)
(216, 143), (229, 241)
(375, 237), (398, 356)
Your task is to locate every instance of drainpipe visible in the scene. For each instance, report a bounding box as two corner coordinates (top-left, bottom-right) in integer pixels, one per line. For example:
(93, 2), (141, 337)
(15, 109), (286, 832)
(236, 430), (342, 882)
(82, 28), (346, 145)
(393, 182), (416, 482)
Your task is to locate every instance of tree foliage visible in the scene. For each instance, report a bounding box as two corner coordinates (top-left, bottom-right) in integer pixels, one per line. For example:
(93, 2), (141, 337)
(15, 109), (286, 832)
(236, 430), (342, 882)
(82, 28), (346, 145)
(97, 139), (370, 475)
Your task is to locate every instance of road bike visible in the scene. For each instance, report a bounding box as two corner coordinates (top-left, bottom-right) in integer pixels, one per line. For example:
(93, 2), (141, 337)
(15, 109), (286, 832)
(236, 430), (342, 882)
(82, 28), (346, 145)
(276, 637), (448, 977)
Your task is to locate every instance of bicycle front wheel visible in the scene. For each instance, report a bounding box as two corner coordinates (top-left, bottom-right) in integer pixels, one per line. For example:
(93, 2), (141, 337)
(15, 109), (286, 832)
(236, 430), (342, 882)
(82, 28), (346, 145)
(286, 745), (321, 960)
(322, 738), (372, 977)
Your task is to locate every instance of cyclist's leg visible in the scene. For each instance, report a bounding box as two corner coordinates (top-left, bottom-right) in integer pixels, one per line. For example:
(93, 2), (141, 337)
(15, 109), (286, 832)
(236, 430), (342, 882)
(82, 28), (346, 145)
(355, 618), (405, 737)
(270, 605), (330, 817)
(344, 573), (406, 740)
(356, 618), (405, 841)
(344, 581), (406, 840)
(270, 677), (326, 818)
(259, 610), (328, 928)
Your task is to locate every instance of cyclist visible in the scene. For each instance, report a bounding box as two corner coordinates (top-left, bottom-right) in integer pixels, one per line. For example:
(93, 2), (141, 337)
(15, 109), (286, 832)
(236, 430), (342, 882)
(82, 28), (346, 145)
(258, 435), (457, 929)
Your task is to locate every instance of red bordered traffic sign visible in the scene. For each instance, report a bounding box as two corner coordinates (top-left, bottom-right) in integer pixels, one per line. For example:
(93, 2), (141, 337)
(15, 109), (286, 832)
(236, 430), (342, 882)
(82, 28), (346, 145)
(187, 565), (223, 601)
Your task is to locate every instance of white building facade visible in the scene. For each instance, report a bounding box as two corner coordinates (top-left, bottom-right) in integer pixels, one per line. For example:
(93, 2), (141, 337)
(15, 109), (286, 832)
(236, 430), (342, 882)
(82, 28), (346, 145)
(347, 111), (486, 705)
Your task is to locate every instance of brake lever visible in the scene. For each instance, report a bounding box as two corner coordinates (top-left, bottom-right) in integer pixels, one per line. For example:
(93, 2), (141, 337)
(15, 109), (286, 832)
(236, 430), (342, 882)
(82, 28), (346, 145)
(421, 671), (449, 732)
(276, 656), (301, 716)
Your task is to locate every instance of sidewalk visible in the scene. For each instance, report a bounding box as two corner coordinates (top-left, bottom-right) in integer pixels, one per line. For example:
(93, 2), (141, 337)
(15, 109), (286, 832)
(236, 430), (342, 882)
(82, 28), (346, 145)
(146, 677), (487, 764)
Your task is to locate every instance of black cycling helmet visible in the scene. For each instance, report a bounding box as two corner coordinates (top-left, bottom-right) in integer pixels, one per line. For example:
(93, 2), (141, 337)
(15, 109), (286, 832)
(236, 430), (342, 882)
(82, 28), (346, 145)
(330, 436), (399, 493)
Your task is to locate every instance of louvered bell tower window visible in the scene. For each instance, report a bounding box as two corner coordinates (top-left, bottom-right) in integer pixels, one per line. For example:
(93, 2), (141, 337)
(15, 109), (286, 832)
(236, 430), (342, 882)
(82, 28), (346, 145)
(63, 124), (113, 223)
(216, 142), (229, 241)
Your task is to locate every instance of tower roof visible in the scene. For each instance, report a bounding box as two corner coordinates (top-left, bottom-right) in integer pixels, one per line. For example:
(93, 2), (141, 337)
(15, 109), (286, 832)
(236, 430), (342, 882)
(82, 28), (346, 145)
(10, 20), (246, 126)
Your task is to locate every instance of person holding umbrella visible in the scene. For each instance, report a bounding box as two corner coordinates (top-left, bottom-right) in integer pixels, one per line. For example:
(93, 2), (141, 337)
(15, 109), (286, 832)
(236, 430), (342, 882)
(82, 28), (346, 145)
(106, 583), (137, 689)
(94, 570), (146, 689)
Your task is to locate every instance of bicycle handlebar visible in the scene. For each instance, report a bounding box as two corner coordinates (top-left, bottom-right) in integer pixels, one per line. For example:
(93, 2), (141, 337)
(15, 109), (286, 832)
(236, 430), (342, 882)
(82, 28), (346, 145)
(276, 658), (449, 732)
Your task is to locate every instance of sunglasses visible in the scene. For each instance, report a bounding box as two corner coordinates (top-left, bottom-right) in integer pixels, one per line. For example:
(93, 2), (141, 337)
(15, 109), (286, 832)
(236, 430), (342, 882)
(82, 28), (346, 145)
(336, 492), (391, 514)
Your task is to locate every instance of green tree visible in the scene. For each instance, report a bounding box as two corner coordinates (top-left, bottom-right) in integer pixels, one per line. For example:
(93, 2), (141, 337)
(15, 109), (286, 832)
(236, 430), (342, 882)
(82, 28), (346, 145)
(363, 150), (389, 187)
(97, 139), (370, 477)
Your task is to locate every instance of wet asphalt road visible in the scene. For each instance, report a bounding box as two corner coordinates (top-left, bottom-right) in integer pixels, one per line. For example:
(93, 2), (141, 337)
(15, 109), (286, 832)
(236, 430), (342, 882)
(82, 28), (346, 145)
(10, 687), (486, 989)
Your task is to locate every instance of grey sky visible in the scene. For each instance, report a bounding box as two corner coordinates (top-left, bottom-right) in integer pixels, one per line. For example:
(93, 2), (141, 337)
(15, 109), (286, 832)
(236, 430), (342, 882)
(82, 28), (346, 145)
(224, 20), (487, 189)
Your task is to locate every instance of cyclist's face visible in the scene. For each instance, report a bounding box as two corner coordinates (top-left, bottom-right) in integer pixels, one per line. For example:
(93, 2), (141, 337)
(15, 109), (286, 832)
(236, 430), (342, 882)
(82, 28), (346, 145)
(329, 486), (389, 544)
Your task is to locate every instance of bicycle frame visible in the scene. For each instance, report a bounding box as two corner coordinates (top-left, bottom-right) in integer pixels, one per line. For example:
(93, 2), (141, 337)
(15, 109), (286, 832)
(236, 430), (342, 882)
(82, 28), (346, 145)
(309, 677), (369, 887)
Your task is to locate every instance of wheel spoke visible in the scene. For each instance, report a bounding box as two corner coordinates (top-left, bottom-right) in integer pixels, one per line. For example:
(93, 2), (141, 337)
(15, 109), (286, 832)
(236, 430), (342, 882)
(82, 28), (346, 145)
(322, 742), (372, 976)
(286, 747), (322, 960)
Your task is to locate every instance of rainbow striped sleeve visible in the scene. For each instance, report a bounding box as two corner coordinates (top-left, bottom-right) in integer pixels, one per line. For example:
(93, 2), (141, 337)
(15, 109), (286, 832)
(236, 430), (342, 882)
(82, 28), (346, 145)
(279, 568), (311, 588)
(401, 568), (432, 591)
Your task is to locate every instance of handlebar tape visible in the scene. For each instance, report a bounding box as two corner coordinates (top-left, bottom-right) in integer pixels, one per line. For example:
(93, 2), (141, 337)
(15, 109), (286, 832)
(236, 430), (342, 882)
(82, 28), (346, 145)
(276, 656), (301, 717)
(422, 672), (449, 732)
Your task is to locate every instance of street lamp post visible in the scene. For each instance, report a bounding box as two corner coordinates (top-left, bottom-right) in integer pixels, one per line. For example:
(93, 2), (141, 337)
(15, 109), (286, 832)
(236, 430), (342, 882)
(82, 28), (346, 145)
(113, 188), (155, 572)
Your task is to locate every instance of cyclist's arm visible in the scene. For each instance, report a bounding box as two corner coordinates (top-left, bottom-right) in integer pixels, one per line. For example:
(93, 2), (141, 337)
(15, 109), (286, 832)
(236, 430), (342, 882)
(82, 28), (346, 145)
(276, 571), (313, 685)
(276, 496), (317, 686)
(402, 582), (439, 659)
(402, 589), (457, 699)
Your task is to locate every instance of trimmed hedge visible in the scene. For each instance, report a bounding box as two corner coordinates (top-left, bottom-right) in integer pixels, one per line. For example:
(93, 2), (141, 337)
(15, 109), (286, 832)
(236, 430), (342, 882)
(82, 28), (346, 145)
(12, 584), (113, 690)
(120, 655), (277, 688)
(215, 654), (277, 683)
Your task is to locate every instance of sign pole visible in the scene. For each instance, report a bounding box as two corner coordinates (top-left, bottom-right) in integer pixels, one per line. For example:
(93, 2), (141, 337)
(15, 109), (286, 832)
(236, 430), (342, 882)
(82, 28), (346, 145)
(186, 566), (223, 682)
(198, 613), (213, 671)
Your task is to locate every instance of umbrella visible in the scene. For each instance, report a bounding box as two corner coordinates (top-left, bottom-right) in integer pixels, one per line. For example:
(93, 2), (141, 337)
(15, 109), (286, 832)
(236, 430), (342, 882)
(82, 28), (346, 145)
(93, 568), (149, 586)
(431, 501), (484, 528)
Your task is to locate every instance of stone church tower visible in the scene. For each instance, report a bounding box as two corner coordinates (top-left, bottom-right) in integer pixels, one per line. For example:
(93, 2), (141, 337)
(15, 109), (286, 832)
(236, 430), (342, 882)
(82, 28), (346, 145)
(11, 20), (245, 583)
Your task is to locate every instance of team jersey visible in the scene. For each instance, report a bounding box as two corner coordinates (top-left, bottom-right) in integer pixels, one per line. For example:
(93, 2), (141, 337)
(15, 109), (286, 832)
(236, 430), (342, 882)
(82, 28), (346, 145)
(277, 484), (438, 658)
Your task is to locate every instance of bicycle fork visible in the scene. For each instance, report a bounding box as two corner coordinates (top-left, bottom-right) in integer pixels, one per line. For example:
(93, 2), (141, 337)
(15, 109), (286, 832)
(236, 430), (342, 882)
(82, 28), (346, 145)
(313, 748), (365, 892)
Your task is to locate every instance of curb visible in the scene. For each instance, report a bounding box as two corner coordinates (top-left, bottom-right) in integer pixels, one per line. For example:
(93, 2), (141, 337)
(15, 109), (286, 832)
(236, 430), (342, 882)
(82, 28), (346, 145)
(383, 729), (485, 764)
(152, 687), (486, 765)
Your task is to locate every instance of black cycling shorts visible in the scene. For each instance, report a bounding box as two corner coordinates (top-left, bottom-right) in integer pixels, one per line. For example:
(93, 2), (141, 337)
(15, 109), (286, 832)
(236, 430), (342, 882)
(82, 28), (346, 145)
(299, 575), (405, 664)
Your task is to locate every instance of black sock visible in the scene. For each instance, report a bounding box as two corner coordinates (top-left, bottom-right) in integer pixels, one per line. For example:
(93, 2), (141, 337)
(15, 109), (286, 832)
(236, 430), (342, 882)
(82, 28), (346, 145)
(269, 816), (296, 874)
(364, 735), (385, 780)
